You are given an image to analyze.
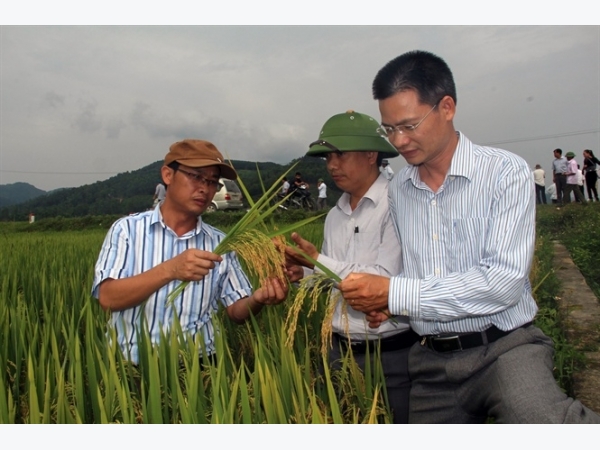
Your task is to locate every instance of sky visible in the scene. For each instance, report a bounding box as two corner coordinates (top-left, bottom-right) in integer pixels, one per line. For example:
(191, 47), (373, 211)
(1, 14), (599, 191)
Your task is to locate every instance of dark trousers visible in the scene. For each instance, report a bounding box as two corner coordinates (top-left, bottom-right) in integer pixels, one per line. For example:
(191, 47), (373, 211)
(535, 184), (547, 204)
(554, 174), (567, 205)
(564, 183), (586, 204)
(585, 172), (599, 201)
(408, 325), (600, 423)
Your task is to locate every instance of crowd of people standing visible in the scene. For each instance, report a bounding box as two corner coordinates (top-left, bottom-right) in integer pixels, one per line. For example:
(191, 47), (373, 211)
(539, 148), (600, 206)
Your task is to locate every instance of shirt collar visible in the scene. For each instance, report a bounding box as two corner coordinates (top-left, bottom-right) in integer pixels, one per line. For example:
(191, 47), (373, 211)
(150, 204), (213, 239)
(337, 173), (388, 212)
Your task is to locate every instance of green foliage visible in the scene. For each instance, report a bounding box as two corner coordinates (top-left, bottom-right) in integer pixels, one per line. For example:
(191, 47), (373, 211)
(0, 157), (341, 221)
(536, 203), (600, 298)
(530, 232), (583, 394)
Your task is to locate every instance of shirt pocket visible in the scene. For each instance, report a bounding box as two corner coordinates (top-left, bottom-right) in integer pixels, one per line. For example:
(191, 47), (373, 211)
(351, 231), (380, 262)
(449, 218), (487, 272)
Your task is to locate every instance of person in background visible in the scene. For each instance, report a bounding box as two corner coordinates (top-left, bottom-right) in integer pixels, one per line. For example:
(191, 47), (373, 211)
(582, 149), (600, 202)
(380, 159), (394, 180)
(552, 149), (568, 206)
(280, 177), (290, 196)
(339, 50), (600, 423)
(564, 152), (587, 204)
(532, 164), (546, 205)
(153, 181), (166, 207)
(285, 110), (417, 423)
(546, 182), (558, 204)
(92, 139), (287, 365)
(290, 172), (310, 199)
(317, 178), (327, 210)
(576, 164), (585, 203)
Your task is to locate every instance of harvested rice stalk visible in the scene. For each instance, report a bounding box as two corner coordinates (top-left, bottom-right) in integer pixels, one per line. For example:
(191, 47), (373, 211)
(220, 229), (286, 285)
(284, 272), (344, 356)
(284, 246), (398, 356)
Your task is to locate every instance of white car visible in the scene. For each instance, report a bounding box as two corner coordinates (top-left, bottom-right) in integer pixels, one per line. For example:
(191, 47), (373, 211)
(206, 178), (244, 212)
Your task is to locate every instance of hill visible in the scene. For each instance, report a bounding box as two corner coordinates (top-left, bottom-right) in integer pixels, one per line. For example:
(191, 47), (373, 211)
(0, 182), (47, 209)
(0, 157), (339, 221)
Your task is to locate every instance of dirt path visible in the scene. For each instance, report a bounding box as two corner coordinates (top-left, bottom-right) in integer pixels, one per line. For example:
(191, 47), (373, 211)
(552, 241), (600, 413)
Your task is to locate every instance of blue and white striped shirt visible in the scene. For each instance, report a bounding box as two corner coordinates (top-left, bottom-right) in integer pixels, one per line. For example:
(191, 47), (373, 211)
(388, 132), (538, 335)
(92, 206), (252, 363)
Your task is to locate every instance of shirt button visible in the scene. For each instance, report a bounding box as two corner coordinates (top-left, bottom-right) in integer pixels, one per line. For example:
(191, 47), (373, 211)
(431, 200), (437, 206)
(433, 234), (438, 240)
(401, 309), (409, 316)
(435, 268), (441, 275)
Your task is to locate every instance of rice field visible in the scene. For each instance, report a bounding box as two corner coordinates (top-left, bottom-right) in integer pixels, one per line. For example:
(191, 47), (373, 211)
(0, 224), (392, 424)
(0, 215), (570, 424)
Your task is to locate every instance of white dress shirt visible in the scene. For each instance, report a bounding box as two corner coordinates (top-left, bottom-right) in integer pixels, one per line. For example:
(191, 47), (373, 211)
(317, 174), (409, 340)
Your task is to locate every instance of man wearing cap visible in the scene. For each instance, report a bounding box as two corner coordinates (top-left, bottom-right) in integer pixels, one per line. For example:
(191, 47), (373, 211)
(285, 110), (418, 423)
(564, 151), (587, 204)
(338, 50), (600, 423)
(380, 159), (394, 181)
(92, 139), (287, 364)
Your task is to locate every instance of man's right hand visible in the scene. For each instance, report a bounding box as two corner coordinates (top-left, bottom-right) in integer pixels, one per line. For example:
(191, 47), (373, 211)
(168, 249), (222, 281)
(98, 249), (222, 312)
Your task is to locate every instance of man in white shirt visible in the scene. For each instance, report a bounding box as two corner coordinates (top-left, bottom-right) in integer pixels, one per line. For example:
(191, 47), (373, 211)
(152, 182), (166, 207)
(285, 110), (417, 423)
(533, 164), (546, 205)
(380, 159), (394, 180)
(576, 165), (585, 203)
(317, 178), (327, 210)
(280, 177), (290, 195)
(546, 183), (558, 204)
(552, 149), (569, 206)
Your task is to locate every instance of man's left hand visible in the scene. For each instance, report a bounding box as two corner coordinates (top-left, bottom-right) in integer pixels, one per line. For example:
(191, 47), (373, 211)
(252, 277), (288, 306)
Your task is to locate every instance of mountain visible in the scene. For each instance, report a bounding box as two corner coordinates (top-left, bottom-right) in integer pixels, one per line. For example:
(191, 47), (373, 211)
(0, 182), (47, 209)
(0, 157), (339, 221)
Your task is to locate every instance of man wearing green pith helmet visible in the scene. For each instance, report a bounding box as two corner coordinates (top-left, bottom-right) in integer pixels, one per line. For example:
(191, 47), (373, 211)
(285, 110), (418, 423)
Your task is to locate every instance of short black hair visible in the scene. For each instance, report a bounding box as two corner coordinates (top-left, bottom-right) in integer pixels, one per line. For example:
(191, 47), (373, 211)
(554, 148), (562, 155)
(372, 50), (457, 106)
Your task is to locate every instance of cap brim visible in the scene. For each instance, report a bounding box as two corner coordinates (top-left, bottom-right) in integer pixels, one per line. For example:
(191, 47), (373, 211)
(306, 136), (399, 158)
(178, 158), (238, 180)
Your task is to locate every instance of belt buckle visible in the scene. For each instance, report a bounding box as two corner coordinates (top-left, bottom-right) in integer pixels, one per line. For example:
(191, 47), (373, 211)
(432, 335), (463, 352)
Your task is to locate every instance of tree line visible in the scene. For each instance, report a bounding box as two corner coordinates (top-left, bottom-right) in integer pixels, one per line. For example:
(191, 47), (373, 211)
(0, 157), (339, 221)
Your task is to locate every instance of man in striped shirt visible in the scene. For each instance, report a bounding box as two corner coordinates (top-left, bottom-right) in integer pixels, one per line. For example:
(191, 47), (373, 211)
(92, 139), (287, 365)
(339, 50), (600, 423)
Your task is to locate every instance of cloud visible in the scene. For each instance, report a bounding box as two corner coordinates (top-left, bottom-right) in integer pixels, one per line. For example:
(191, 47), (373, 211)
(43, 91), (65, 108)
(72, 98), (102, 133)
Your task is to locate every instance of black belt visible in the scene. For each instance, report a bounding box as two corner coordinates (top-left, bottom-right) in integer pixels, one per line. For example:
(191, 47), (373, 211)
(422, 322), (532, 353)
(334, 330), (420, 354)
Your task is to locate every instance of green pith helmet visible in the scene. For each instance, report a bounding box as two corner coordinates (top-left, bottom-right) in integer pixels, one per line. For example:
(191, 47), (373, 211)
(306, 110), (399, 158)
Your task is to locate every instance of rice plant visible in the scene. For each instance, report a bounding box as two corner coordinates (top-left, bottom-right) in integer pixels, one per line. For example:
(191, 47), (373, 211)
(0, 226), (388, 423)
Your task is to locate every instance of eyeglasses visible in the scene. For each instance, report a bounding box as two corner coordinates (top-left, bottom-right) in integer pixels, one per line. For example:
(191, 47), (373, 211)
(380, 100), (440, 137)
(175, 167), (224, 190)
